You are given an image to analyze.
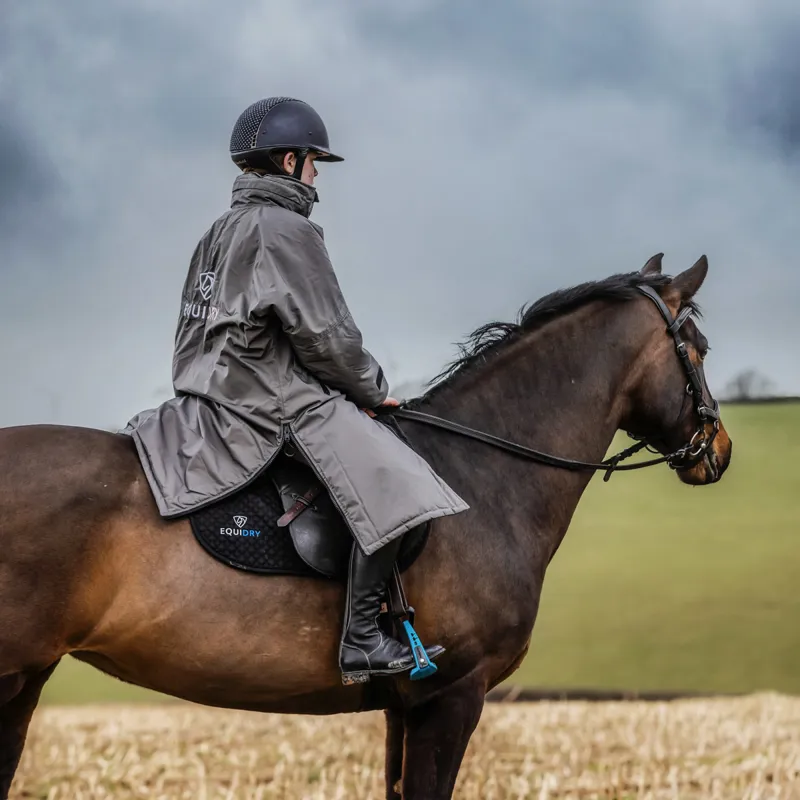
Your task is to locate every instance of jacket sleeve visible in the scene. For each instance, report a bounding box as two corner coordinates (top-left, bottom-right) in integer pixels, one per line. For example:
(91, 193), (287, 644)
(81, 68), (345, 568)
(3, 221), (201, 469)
(253, 213), (390, 408)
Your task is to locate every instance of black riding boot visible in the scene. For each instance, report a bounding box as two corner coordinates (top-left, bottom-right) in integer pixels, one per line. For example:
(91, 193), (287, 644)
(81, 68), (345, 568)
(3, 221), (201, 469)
(339, 537), (440, 684)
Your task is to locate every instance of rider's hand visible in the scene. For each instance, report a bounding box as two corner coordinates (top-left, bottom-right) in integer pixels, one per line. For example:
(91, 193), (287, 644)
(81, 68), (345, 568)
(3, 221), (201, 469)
(363, 396), (400, 417)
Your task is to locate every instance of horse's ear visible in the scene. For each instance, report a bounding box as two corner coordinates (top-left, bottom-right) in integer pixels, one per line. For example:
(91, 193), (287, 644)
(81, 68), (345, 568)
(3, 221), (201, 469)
(668, 255), (708, 303)
(640, 253), (664, 276)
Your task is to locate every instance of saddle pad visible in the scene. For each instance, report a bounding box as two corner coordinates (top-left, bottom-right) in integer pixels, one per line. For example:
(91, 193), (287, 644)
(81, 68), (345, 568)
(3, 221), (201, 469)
(189, 473), (323, 579)
(187, 414), (430, 580)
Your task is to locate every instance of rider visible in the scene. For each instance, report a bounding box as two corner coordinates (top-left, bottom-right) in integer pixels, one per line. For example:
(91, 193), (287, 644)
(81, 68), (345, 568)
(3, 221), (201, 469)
(230, 97), (429, 680)
(124, 97), (468, 682)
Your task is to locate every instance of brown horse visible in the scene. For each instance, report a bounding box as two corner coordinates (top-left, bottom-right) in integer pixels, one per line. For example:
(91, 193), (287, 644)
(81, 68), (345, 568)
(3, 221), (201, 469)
(0, 254), (731, 799)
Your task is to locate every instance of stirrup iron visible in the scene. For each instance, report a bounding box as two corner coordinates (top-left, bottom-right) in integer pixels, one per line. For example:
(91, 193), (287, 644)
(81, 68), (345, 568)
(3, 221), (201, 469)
(391, 566), (438, 680)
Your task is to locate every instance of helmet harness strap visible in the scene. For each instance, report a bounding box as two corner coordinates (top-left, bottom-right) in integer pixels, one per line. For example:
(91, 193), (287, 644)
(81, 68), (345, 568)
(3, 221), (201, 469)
(291, 148), (309, 180)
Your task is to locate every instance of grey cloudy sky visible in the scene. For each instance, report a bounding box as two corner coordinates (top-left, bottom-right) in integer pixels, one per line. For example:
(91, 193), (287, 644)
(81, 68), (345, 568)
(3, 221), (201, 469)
(2, 0), (799, 430)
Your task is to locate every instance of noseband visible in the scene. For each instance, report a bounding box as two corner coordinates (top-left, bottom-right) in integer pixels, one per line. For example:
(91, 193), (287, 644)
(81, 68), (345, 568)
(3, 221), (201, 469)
(388, 285), (720, 481)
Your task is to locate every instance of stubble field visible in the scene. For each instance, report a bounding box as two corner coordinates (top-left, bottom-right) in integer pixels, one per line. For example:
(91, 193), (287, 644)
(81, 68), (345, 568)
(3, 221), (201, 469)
(12, 694), (800, 799)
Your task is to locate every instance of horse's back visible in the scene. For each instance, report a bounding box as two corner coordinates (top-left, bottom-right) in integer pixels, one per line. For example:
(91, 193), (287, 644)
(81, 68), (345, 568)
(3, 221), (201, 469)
(0, 423), (145, 534)
(0, 422), (139, 472)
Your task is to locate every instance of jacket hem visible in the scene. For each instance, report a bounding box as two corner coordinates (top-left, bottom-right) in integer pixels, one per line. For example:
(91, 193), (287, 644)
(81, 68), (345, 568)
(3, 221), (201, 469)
(359, 500), (470, 556)
(286, 422), (470, 556)
(132, 434), (282, 519)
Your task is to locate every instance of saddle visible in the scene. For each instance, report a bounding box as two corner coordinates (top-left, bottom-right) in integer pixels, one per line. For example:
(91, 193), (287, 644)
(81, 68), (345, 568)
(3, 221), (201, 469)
(187, 417), (430, 581)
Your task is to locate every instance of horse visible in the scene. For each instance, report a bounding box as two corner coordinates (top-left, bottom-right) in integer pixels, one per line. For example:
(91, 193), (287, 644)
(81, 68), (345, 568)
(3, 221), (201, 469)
(0, 253), (732, 799)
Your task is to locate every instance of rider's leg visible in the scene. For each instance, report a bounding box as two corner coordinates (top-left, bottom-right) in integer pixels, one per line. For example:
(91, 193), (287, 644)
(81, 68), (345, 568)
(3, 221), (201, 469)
(339, 536), (443, 683)
(282, 443), (443, 682)
(340, 535), (413, 682)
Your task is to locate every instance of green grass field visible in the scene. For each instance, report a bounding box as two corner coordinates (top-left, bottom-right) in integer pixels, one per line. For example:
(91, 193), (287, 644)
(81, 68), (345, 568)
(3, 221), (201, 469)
(40, 402), (800, 704)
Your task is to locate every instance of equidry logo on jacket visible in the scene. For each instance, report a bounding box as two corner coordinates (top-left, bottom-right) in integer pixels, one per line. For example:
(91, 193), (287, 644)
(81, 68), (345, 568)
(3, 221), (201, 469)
(219, 514), (262, 538)
(183, 271), (220, 322)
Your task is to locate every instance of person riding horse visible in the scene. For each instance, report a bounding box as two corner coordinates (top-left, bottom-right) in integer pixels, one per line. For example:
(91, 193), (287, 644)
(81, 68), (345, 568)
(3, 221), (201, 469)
(124, 97), (469, 683)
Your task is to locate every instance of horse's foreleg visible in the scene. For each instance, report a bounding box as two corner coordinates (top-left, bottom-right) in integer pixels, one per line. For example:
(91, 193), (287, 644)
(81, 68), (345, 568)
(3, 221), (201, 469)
(0, 661), (59, 800)
(401, 675), (486, 800)
(384, 707), (405, 799)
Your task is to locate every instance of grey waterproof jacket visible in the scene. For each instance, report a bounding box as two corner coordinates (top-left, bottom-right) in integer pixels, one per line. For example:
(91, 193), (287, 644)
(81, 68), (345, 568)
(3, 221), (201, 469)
(124, 173), (469, 554)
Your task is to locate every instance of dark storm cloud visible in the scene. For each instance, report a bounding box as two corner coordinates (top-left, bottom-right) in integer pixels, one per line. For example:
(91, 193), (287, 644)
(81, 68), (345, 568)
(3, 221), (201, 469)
(356, 1), (800, 156)
(0, 95), (70, 258)
(0, 110), (46, 234)
(1, 0), (799, 430)
(728, 19), (800, 154)
(341, 0), (800, 387)
(0, 0), (246, 222)
(354, 1), (663, 92)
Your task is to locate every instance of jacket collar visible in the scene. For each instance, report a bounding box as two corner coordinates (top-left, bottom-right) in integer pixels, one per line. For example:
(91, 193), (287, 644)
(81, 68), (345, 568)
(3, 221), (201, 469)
(230, 173), (318, 218)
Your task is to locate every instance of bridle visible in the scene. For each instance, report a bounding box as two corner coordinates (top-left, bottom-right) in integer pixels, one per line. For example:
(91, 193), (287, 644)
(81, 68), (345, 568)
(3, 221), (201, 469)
(387, 285), (721, 482)
(625, 285), (721, 471)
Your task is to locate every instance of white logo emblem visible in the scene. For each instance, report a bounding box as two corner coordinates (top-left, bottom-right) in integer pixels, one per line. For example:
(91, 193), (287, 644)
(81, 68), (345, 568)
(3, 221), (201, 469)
(198, 272), (216, 301)
(233, 515), (247, 528)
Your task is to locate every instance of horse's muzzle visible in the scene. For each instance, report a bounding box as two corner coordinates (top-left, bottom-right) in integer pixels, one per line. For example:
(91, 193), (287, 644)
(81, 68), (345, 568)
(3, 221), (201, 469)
(677, 426), (732, 486)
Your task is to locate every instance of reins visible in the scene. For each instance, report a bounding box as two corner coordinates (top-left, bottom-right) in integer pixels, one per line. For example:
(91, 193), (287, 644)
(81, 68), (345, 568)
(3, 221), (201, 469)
(389, 408), (682, 482)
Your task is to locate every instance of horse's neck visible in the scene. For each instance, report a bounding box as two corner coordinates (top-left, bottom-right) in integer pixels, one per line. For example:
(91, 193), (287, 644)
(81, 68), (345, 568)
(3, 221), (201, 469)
(414, 304), (635, 561)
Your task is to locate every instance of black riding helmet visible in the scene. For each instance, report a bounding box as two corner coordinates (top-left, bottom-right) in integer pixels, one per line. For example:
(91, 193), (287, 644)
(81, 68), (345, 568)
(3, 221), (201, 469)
(229, 97), (344, 179)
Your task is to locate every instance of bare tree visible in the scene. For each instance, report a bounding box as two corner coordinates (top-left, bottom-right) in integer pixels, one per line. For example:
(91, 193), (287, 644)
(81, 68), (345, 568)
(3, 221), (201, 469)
(721, 368), (776, 401)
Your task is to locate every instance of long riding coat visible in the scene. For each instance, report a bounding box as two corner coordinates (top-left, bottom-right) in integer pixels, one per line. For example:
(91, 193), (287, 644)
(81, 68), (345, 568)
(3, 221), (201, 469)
(124, 173), (469, 555)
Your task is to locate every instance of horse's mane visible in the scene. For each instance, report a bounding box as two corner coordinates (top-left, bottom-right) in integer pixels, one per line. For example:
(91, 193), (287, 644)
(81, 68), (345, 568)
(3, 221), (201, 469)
(412, 270), (700, 404)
